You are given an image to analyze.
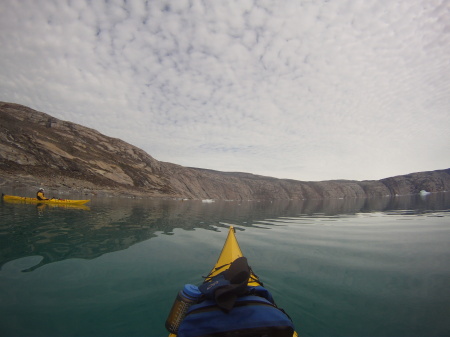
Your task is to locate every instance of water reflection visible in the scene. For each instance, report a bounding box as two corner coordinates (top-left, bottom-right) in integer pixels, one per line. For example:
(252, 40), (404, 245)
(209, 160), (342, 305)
(1, 193), (449, 271)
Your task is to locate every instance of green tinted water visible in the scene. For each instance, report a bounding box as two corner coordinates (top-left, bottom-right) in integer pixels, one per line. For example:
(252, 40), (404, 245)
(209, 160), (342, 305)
(1, 193), (449, 336)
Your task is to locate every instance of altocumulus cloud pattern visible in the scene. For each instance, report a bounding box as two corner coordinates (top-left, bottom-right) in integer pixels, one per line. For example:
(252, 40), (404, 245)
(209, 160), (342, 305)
(0, 0), (449, 181)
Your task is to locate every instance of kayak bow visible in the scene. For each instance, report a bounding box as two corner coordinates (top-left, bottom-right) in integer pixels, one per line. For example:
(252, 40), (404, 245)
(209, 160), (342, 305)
(167, 226), (297, 337)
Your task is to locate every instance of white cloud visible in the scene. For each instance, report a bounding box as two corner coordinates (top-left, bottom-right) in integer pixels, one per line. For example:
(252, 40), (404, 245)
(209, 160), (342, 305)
(0, 0), (449, 181)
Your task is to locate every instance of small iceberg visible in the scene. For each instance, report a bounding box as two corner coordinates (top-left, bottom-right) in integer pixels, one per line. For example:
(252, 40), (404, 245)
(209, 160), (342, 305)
(419, 190), (431, 196)
(202, 199), (215, 203)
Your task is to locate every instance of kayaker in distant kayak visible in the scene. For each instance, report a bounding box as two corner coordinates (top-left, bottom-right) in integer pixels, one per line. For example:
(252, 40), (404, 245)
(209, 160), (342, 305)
(36, 188), (49, 200)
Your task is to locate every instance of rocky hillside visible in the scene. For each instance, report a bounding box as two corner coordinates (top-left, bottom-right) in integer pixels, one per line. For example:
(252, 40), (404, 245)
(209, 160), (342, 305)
(1, 102), (449, 200)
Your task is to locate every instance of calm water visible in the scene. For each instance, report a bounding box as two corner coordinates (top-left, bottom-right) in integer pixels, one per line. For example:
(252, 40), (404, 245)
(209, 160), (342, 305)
(1, 192), (449, 337)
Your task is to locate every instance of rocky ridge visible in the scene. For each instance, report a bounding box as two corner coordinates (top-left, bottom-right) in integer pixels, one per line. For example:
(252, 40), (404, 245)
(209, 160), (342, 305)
(1, 102), (449, 200)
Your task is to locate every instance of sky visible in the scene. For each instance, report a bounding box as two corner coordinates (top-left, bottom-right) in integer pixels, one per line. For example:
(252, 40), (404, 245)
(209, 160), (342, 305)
(1, 0), (449, 182)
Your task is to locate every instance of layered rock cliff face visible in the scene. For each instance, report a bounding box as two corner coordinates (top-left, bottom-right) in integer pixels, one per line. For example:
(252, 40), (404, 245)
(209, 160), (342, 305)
(1, 102), (449, 199)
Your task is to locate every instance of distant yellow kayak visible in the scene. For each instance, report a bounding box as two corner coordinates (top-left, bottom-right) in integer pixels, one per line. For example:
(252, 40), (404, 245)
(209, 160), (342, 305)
(2, 194), (90, 205)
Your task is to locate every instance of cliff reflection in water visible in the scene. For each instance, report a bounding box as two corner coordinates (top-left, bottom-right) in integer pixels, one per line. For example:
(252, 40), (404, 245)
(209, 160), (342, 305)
(1, 193), (449, 271)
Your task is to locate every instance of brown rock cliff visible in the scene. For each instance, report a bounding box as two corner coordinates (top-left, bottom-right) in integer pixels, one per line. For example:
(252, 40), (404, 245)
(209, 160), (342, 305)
(1, 102), (449, 199)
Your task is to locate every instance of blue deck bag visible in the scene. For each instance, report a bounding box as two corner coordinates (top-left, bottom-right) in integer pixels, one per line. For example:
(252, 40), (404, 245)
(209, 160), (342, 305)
(199, 257), (251, 312)
(177, 288), (294, 337)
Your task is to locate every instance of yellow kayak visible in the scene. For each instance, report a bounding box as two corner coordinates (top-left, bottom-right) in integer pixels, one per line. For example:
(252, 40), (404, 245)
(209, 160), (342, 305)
(2, 194), (90, 205)
(202, 226), (261, 287)
(167, 226), (297, 337)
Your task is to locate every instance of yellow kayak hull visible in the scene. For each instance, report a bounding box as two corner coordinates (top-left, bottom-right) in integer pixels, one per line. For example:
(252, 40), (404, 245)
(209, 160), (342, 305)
(2, 194), (90, 205)
(203, 226), (261, 287)
(169, 226), (297, 337)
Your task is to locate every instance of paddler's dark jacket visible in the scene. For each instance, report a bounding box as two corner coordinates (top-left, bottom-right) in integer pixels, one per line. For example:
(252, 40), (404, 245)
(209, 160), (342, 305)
(36, 191), (49, 200)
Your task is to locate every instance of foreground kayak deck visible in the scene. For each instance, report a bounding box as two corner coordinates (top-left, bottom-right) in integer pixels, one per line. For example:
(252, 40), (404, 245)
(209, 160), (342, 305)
(203, 225), (261, 287)
(2, 194), (90, 205)
(168, 226), (297, 337)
